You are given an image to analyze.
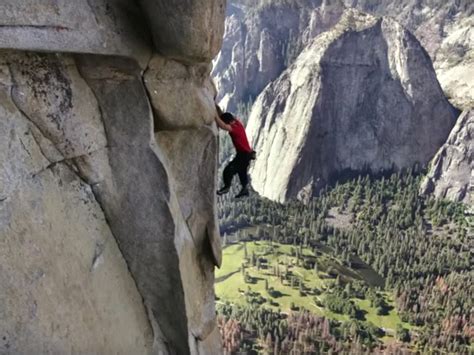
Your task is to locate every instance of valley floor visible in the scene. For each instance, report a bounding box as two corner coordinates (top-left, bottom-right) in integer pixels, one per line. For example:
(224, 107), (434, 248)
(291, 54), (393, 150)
(216, 172), (472, 354)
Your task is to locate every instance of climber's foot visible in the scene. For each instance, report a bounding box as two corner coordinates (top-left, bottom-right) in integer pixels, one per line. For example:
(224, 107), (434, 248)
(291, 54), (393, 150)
(235, 187), (249, 199)
(217, 186), (230, 196)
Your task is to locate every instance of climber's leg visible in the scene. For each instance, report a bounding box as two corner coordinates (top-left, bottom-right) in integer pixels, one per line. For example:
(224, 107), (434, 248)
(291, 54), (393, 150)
(235, 154), (251, 198)
(217, 159), (237, 195)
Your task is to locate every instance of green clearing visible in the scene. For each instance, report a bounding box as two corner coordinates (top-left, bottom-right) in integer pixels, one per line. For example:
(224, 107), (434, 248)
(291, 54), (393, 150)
(216, 240), (409, 338)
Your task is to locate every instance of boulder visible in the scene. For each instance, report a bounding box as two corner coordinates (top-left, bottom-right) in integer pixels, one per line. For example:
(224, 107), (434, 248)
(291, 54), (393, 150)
(144, 55), (217, 130)
(138, 0), (226, 63)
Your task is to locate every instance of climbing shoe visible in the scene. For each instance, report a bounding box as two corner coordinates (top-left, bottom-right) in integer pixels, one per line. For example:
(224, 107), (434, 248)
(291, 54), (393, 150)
(235, 187), (249, 198)
(217, 186), (230, 196)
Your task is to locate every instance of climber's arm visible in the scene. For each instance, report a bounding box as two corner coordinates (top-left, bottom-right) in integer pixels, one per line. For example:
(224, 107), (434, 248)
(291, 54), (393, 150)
(215, 103), (223, 117)
(215, 104), (233, 132)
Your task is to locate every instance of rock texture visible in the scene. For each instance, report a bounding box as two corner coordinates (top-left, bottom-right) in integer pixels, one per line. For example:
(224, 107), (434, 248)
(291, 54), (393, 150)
(421, 110), (473, 205)
(214, 0), (473, 111)
(0, 1), (224, 354)
(0, 51), (153, 354)
(246, 10), (459, 202)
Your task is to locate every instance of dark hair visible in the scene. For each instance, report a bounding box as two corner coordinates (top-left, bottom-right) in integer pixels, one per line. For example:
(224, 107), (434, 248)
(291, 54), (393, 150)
(221, 112), (235, 124)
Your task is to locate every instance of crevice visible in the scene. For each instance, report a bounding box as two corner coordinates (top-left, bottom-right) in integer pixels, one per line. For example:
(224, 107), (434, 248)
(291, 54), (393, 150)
(184, 208), (197, 246)
(29, 147), (107, 179)
(0, 25), (71, 31)
(90, 241), (106, 272)
(74, 57), (164, 350)
(18, 138), (32, 159)
(31, 161), (58, 178)
(7, 63), (59, 165)
(28, 128), (55, 165)
(73, 56), (112, 152)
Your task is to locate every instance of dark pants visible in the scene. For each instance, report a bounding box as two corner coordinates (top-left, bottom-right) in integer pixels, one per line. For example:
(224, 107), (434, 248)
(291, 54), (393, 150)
(223, 152), (252, 189)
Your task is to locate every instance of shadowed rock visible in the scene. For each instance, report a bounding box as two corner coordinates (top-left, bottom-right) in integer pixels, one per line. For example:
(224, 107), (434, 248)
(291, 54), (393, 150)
(138, 0), (226, 63)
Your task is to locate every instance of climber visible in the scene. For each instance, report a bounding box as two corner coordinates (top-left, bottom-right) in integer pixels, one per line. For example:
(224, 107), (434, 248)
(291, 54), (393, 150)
(215, 104), (255, 198)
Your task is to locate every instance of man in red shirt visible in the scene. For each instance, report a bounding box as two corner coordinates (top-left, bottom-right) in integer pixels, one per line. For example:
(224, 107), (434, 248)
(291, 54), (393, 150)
(215, 108), (254, 198)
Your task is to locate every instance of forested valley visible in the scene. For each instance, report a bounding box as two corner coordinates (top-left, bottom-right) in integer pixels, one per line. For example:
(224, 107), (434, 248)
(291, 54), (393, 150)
(216, 170), (473, 354)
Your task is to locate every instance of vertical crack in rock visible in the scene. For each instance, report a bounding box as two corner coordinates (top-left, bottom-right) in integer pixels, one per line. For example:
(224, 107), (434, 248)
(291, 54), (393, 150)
(76, 54), (190, 354)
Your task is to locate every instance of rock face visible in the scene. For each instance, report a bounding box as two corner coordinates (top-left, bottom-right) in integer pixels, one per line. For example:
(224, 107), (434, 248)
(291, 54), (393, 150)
(0, 0), (151, 67)
(139, 0), (226, 63)
(0, 1), (224, 354)
(246, 10), (459, 202)
(421, 110), (473, 205)
(213, 0), (343, 112)
(214, 0), (473, 111)
(346, 0), (474, 110)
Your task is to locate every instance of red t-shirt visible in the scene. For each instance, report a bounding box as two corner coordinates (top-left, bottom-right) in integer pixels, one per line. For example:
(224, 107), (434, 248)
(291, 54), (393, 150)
(229, 119), (252, 153)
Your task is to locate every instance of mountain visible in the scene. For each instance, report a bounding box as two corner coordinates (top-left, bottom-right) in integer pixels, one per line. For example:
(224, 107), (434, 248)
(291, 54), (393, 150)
(0, 0), (224, 353)
(246, 9), (459, 202)
(213, 0), (473, 111)
(346, 0), (474, 110)
(421, 110), (473, 205)
(212, 0), (344, 112)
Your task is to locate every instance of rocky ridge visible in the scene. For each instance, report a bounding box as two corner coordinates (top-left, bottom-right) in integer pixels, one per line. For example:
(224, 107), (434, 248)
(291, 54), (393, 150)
(246, 9), (459, 202)
(421, 110), (473, 205)
(213, 0), (344, 112)
(346, 0), (474, 110)
(0, 0), (225, 354)
(214, 0), (473, 111)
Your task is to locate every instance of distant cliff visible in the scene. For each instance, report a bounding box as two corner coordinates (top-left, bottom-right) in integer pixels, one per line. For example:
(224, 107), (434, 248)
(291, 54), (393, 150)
(346, 0), (474, 111)
(246, 10), (459, 202)
(214, 0), (473, 111)
(213, 0), (343, 112)
(0, 0), (225, 353)
(421, 110), (473, 205)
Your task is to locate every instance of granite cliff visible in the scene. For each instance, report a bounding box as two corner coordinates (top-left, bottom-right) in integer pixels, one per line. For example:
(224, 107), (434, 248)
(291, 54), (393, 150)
(246, 10), (459, 202)
(346, 0), (474, 111)
(421, 110), (473, 205)
(213, 0), (344, 112)
(0, 0), (225, 354)
(214, 0), (473, 111)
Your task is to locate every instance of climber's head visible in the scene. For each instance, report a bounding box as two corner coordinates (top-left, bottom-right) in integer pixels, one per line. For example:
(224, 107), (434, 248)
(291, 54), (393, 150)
(221, 112), (235, 124)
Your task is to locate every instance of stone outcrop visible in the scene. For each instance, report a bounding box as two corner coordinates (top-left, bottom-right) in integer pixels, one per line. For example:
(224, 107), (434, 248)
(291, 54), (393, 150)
(214, 0), (473, 111)
(138, 0), (226, 63)
(0, 1), (224, 354)
(421, 110), (473, 205)
(0, 0), (151, 67)
(246, 10), (459, 202)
